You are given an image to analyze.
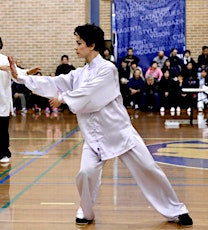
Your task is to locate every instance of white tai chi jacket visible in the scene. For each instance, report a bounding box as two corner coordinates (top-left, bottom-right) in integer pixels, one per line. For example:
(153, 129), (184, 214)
(16, 54), (139, 160)
(0, 53), (27, 116)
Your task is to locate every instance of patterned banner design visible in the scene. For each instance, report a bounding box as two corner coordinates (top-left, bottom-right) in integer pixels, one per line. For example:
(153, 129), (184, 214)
(114, 0), (185, 71)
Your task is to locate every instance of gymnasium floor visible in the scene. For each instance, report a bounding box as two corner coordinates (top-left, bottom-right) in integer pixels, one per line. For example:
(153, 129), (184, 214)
(0, 108), (208, 229)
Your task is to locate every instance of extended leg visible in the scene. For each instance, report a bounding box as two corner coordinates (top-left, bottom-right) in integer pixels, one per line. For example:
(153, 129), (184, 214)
(76, 142), (106, 221)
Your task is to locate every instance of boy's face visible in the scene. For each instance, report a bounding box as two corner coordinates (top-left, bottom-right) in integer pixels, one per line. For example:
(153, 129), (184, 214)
(74, 35), (93, 59)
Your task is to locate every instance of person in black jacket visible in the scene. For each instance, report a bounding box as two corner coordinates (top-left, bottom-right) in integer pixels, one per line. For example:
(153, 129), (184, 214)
(159, 70), (175, 112)
(55, 55), (76, 112)
(169, 48), (182, 76)
(197, 46), (208, 71)
(118, 60), (131, 107)
(121, 47), (140, 66)
(55, 55), (75, 76)
(141, 75), (160, 111)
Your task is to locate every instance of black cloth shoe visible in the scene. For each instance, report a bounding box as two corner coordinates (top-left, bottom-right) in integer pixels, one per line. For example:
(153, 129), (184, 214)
(177, 213), (193, 227)
(75, 217), (93, 225)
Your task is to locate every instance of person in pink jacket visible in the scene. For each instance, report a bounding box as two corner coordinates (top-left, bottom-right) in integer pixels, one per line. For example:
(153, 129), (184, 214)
(145, 61), (163, 81)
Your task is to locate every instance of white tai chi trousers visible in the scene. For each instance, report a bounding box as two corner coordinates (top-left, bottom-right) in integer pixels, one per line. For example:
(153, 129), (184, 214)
(76, 135), (188, 220)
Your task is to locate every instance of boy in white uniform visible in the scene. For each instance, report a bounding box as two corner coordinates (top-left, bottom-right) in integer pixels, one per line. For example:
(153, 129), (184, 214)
(0, 38), (36, 163)
(8, 24), (193, 227)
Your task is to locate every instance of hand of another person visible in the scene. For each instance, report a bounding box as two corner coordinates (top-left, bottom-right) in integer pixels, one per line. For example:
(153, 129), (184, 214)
(49, 98), (62, 109)
(120, 78), (128, 84)
(27, 67), (41, 75)
(14, 93), (20, 98)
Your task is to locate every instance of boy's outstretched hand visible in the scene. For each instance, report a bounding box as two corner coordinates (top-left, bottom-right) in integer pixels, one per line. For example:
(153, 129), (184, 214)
(8, 56), (41, 78)
(8, 56), (18, 79)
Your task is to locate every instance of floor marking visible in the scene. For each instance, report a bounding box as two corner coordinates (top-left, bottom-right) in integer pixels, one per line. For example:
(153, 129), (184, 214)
(11, 137), (82, 140)
(157, 161), (208, 170)
(40, 202), (75, 205)
(23, 155), (49, 158)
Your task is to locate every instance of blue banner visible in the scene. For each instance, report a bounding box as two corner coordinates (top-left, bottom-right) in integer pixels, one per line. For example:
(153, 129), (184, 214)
(114, 0), (185, 72)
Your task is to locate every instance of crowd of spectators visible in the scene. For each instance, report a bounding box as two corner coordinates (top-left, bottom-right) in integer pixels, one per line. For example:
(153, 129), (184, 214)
(12, 54), (75, 117)
(117, 46), (208, 116)
(12, 46), (208, 118)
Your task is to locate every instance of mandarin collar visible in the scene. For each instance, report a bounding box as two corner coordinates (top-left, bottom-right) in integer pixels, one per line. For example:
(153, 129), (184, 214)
(86, 54), (102, 70)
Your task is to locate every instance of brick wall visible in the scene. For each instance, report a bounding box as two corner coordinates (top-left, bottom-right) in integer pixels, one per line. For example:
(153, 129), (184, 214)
(100, 0), (112, 40)
(186, 0), (208, 61)
(0, 0), (207, 73)
(0, 0), (88, 74)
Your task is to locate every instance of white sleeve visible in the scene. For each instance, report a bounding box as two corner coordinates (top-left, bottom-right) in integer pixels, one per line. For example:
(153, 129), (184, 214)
(60, 65), (120, 114)
(16, 72), (73, 99)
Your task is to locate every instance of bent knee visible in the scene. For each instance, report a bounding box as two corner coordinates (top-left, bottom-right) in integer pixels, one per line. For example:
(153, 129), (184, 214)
(77, 167), (97, 179)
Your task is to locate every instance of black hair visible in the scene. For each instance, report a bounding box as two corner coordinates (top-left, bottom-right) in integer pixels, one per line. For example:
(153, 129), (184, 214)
(74, 23), (105, 53)
(0, 37), (3, 50)
(184, 50), (191, 55)
(151, 61), (158, 66)
(202, 46), (208, 50)
(127, 47), (133, 51)
(61, 55), (69, 60)
(201, 68), (208, 73)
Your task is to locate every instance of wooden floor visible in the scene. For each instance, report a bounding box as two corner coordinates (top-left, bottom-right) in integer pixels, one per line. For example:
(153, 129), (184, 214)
(0, 108), (208, 230)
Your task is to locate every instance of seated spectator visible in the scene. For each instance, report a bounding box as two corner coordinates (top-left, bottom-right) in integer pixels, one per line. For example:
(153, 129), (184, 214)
(197, 68), (208, 112)
(129, 61), (144, 79)
(45, 73), (59, 118)
(12, 80), (31, 115)
(127, 69), (144, 110)
(15, 59), (24, 69)
(197, 46), (208, 71)
(30, 72), (50, 114)
(55, 54), (75, 76)
(55, 55), (75, 112)
(145, 61), (163, 81)
(173, 74), (190, 113)
(162, 58), (179, 79)
(181, 64), (199, 113)
(181, 50), (197, 71)
(102, 47), (115, 64)
(153, 50), (168, 69)
(159, 70), (175, 113)
(118, 60), (131, 107)
(121, 47), (140, 66)
(182, 62), (198, 81)
(169, 48), (182, 76)
(141, 75), (160, 111)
